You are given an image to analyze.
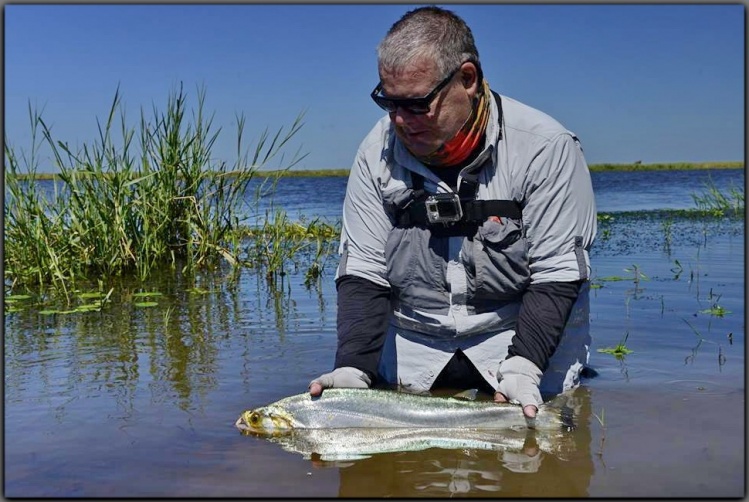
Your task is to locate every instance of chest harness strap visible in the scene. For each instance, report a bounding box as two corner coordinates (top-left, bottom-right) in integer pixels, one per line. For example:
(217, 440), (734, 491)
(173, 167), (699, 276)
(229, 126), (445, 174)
(393, 93), (522, 235)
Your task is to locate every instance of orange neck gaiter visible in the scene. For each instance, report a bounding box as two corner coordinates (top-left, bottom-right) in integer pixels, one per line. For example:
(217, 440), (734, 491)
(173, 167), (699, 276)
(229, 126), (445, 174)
(417, 79), (491, 168)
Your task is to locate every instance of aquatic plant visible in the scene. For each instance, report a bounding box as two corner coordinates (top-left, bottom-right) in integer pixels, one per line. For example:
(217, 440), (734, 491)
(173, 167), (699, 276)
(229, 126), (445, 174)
(623, 264), (648, 284)
(594, 264), (649, 289)
(690, 176), (744, 217)
(592, 407), (607, 459)
(661, 218), (674, 253)
(238, 209), (339, 286)
(33, 287), (115, 315)
(698, 289), (732, 317)
(4, 84), (316, 299)
(163, 305), (175, 330)
(682, 318), (730, 368)
(670, 259), (684, 280)
(699, 304), (731, 317)
(596, 213), (614, 241)
(597, 332), (634, 359)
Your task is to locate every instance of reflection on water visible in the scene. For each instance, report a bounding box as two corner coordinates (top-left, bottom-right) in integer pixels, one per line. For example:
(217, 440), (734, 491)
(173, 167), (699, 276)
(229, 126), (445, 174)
(4, 267), (333, 422)
(334, 388), (594, 498)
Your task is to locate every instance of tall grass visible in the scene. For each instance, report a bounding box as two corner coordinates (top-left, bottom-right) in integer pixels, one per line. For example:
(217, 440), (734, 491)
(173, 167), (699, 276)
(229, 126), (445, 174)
(690, 176), (744, 217)
(237, 209), (339, 286)
(4, 85), (312, 298)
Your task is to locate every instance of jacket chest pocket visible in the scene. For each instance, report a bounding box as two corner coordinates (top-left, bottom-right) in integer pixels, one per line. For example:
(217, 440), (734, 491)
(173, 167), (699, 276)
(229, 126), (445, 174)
(468, 217), (530, 301)
(384, 226), (449, 311)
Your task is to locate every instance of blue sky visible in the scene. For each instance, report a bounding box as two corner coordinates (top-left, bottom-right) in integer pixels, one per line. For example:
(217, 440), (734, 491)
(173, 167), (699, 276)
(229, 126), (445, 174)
(4, 4), (745, 172)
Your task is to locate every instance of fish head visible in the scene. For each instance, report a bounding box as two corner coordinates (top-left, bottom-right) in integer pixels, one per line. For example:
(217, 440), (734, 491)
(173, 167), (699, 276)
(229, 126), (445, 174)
(235, 404), (295, 436)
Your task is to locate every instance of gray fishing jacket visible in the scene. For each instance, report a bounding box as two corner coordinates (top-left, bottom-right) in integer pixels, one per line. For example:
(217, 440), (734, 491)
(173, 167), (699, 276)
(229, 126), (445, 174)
(335, 91), (597, 389)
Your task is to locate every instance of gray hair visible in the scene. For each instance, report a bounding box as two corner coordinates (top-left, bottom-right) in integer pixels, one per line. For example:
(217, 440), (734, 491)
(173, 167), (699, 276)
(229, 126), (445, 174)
(377, 6), (481, 83)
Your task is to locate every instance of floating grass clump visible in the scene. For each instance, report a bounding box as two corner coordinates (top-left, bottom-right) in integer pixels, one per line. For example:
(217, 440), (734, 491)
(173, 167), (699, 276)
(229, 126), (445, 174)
(699, 304), (731, 317)
(597, 332), (634, 359)
(4, 84), (329, 298)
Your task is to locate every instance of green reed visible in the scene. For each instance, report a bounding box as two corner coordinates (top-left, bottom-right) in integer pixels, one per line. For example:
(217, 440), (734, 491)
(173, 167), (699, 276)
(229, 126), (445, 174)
(4, 84), (310, 298)
(240, 210), (340, 286)
(690, 176), (744, 217)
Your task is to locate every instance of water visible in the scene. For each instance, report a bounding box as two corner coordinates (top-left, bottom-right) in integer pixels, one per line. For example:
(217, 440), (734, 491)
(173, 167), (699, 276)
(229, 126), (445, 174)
(589, 168), (743, 212)
(22, 167), (744, 221)
(3, 168), (745, 497)
(261, 167), (744, 218)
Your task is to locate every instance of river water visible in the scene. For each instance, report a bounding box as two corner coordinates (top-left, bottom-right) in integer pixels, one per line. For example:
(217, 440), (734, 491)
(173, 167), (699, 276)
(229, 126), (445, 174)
(3, 168), (745, 497)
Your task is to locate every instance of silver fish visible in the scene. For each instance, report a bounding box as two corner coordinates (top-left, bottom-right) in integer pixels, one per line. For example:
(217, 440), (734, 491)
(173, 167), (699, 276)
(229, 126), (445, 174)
(235, 389), (574, 461)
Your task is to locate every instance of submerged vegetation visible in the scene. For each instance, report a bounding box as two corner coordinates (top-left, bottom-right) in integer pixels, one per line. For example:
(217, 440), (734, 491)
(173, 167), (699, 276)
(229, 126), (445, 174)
(4, 85), (337, 300)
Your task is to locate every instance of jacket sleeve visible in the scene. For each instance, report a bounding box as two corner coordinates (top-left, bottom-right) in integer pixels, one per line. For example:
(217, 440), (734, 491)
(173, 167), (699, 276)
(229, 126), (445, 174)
(335, 130), (394, 288)
(332, 127), (395, 382)
(507, 280), (582, 371)
(334, 274), (391, 382)
(507, 128), (596, 370)
(521, 132), (597, 283)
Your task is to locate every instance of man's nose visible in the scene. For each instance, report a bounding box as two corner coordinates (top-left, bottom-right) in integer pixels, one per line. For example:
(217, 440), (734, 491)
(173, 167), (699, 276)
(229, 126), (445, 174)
(390, 107), (415, 127)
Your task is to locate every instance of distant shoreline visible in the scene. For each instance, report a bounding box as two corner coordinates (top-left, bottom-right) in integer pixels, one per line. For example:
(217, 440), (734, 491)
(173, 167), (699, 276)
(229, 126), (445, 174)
(17, 161), (745, 181)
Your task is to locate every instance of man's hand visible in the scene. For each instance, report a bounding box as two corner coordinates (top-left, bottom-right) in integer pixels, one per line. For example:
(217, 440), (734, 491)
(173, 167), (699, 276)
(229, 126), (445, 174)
(308, 366), (371, 396)
(494, 356), (543, 418)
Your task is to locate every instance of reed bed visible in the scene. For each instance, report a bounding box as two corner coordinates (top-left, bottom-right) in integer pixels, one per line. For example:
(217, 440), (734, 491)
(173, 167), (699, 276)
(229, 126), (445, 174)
(235, 209), (340, 286)
(690, 177), (744, 217)
(4, 85), (336, 299)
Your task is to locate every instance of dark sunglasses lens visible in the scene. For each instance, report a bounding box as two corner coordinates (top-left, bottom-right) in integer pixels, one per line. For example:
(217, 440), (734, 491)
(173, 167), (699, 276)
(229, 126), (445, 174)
(373, 96), (431, 114)
(406, 102), (430, 114)
(373, 95), (395, 112)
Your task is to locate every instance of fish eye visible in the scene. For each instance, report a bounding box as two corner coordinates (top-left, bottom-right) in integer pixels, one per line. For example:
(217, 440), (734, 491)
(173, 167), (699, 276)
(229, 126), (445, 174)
(249, 412), (260, 425)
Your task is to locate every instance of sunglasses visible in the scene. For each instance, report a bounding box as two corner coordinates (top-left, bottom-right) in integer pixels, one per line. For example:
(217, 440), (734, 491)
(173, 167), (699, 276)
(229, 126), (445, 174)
(370, 66), (461, 115)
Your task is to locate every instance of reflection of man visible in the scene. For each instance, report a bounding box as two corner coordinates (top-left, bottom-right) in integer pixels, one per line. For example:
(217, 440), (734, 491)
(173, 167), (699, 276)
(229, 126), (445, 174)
(499, 433), (543, 474)
(336, 386), (595, 497)
(310, 5), (597, 418)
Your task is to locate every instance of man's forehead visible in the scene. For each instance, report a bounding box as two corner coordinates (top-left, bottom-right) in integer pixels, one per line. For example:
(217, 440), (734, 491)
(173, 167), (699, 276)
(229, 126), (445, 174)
(380, 57), (439, 78)
(379, 59), (440, 87)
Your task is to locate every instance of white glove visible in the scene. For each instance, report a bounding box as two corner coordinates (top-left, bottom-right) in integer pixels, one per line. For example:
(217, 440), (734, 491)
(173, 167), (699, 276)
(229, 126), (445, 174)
(309, 366), (371, 390)
(497, 356), (543, 409)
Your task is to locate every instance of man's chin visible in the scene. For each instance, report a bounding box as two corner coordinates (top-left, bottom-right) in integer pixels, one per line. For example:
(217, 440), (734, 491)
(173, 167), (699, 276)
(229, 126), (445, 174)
(399, 138), (438, 158)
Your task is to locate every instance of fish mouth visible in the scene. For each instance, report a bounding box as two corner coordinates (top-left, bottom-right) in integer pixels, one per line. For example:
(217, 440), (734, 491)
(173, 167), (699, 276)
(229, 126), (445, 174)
(235, 410), (262, 435)
(235, 416), (251, 433)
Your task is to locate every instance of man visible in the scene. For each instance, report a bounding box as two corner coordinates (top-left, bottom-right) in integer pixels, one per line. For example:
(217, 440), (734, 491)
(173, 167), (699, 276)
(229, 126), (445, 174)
(309, 6), (597, 418)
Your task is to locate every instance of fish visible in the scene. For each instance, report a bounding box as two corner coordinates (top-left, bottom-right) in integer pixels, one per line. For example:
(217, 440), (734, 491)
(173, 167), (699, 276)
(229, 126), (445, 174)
(235, 388), (575, 461)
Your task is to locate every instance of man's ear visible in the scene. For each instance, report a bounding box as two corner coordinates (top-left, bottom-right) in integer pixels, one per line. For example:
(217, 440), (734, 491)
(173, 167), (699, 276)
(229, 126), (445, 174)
(460, 61), (479, 95)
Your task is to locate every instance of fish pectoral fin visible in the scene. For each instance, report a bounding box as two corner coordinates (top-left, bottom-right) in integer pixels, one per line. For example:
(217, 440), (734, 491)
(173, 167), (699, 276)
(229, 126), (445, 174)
(451, 388), (479, 401)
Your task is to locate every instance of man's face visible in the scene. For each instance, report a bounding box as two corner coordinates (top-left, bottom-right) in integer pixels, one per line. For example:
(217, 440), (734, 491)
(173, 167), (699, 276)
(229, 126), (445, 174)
(379, 59), (479, 159)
